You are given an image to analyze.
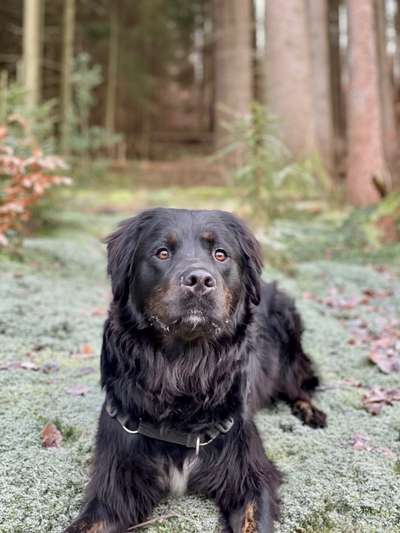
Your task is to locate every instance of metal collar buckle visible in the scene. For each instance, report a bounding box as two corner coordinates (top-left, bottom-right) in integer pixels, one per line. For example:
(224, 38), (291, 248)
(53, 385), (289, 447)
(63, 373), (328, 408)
(195, 433), (219, 455)
(120, 416), (140, 435)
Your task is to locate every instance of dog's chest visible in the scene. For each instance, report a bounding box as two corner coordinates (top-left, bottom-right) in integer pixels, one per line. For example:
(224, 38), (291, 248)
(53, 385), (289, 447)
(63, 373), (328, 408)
(167, 456), (196, 496)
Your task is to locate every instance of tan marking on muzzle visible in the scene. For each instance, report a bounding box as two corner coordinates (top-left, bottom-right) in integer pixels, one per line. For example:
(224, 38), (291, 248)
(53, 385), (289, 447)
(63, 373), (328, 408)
(223, 286), (234, 315)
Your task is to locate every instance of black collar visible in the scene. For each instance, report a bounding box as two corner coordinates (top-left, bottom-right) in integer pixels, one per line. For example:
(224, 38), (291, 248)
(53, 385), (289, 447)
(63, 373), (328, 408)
(105, 396), (234, 455)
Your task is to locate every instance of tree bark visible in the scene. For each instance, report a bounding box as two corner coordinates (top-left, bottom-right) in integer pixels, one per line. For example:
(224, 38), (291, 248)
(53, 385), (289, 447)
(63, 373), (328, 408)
(264, 0), (317, 159)
(307, 0), (335, 175)
(346, 0), (390, 206)
(328, 0), (346, 178)
(105, 2), (119, 137)
(23, 0), (42, 110)
(213, 0), (252, 150)
(375, 0), (398, 172)
(60, 0), (75, 155)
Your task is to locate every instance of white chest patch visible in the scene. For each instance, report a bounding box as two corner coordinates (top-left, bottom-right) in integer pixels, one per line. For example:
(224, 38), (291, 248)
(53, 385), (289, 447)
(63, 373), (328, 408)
(169, 457), (196, 496)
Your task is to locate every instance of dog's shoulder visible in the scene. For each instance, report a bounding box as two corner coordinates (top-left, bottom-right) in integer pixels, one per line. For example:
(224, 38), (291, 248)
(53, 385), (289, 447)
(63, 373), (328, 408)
(257, 280), (303, 337)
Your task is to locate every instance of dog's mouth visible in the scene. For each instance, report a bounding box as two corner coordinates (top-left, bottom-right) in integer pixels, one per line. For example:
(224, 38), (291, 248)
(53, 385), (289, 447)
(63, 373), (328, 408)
(148, 307), (224, 340)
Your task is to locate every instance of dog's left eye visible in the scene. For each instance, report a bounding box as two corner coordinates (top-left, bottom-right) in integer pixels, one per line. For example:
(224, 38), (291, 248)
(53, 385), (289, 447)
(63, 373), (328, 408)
(156, 248), (170, 260)
(214, 249), (227, 262)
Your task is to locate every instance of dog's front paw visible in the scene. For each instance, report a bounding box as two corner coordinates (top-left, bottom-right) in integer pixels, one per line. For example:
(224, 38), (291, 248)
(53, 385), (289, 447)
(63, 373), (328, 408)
(292, 400), (327, 429)
(64, 520), (109, 533)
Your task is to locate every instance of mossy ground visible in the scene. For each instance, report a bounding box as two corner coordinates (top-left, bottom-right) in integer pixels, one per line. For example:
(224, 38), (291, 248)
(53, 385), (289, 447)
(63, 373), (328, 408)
(1, 186), (399, 533)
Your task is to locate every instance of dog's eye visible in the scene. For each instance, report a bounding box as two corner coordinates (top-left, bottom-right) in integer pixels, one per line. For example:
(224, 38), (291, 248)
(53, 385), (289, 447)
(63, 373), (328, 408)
(156, 248), (170, 260)
(214, 249), (227, 262)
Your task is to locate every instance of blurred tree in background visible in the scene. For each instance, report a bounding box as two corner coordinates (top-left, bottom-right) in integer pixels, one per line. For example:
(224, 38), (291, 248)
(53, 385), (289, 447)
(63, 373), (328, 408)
(0, 0), (400, 243)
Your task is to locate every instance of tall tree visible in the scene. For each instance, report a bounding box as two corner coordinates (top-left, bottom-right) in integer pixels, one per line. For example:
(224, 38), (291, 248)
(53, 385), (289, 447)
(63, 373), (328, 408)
(105, 2), (119, 137)
(347, 0), (389, 206)
(23, 0), (42, 109)
(375, 0), (398, 172)
(328, 0), (346, 175)
(60, 0), (75, 155)
(264, 0), (317, 159)
(213, 0), (252, 150)
(307, 0), (335, 174)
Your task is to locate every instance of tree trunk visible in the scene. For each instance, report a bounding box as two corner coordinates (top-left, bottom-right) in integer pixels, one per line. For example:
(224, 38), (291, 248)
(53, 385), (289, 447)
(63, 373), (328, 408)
(328, 0), (346, 178)
(105, 2), (119, 137)
(60, 0), (75, 155)
(375, 0), (398, 172)
(213, 0), (252, 150)
(264, 0), (317, 159)
(23, 0), (42, 110)
(346, 0), (389, 206)
(307, 0), (335, 175)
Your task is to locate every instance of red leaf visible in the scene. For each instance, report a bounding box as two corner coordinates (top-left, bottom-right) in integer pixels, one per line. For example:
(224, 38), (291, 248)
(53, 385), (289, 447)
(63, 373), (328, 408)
(72, 343), (95, 359)
(41, 423), (62, 448)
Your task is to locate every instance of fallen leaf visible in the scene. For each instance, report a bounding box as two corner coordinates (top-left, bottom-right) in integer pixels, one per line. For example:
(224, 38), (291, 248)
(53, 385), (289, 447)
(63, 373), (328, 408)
(41, 423), (62, 448)
(362, 387), (400, 415)
(341, 377), (363, 388)
(72, 343), (95, 359)
(377, 447), (397, 459)
(65, 384), (90, 396)
(369, 351), (400, 374)
(351, 433), (396, 458)
(77, 366), (96, 376)
(351, 432), (371, 451)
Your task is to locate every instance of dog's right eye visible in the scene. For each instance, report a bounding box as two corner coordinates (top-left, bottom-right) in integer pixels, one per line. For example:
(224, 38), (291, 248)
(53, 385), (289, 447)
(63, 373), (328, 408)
(156, 248), (170, 260)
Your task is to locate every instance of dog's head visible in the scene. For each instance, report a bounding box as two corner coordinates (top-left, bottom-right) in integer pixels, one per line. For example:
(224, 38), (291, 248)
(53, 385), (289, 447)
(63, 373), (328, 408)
(105, 208), (263, 341)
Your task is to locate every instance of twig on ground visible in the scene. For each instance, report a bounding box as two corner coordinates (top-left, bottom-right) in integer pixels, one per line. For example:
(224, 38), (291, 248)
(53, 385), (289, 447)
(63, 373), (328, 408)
(127, 512), (202, 531)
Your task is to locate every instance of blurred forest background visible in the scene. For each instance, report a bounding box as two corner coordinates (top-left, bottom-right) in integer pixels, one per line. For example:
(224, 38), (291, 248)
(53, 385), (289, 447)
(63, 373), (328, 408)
(0, 0), (400, 247)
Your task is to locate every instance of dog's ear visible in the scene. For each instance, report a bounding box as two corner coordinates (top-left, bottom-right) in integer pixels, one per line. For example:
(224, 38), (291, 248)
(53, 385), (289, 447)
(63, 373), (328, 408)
(104, 210), (154, 303)
(227, 215), (263, 305)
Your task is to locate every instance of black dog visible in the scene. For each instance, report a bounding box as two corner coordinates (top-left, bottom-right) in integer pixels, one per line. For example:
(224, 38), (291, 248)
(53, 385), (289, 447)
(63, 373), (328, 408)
(65, 208), (326, 533)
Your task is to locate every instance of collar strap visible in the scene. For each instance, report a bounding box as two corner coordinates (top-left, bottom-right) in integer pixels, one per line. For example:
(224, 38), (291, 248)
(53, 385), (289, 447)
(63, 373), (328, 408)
(105, 397), (234, 454)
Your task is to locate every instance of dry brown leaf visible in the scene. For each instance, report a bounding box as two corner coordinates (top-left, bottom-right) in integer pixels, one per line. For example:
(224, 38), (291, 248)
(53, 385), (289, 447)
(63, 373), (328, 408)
(351, 432), (372, 451)
(369, 351), (400, 374)
(41, 423), (62, 448)
(362, 386), (400, 415)
(65, 384), (90, 396)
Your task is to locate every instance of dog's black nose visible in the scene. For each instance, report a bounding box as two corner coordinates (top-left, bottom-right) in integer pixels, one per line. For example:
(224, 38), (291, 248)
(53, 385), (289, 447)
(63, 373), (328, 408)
(181, 269), (216, 295)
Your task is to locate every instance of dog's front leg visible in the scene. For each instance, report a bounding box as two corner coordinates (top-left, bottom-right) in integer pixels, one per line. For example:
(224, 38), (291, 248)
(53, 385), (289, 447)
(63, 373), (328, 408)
(222, 489), (275, 533)
(211, 421), (281, 533)
(64, 409), (165, 533)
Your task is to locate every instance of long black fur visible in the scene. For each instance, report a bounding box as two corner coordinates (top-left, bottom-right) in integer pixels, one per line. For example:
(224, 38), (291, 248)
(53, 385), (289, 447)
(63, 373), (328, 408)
(65, 208), (326, 533)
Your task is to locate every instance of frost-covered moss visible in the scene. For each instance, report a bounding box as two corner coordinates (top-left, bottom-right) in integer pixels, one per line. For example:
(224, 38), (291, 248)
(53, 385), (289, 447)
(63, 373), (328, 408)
(0, 211), (399, 533)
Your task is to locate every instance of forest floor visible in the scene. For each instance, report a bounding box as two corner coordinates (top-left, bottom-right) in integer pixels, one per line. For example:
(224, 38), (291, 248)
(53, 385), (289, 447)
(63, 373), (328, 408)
(0, 183), (400, 533)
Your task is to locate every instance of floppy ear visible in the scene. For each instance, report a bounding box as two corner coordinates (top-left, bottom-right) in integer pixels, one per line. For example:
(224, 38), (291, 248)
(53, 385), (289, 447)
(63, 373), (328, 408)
(104, 210), (154, 303)
(229, 215), (263, 306)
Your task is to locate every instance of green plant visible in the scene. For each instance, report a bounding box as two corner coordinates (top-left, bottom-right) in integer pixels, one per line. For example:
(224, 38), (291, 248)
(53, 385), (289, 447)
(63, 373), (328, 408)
(64, 53), (122, 160)
(0, 74), (58, 154)
(224, 102), (328, 224)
